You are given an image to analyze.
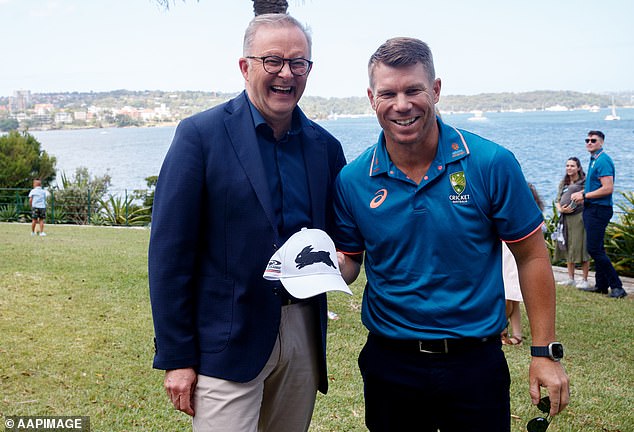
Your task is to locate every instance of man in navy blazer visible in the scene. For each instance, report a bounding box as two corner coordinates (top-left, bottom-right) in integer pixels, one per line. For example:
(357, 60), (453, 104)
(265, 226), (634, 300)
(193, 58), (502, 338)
(149, 13), (346, 432)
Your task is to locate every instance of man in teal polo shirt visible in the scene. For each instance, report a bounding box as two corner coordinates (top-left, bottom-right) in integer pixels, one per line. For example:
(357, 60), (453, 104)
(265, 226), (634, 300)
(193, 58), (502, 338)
(334, 37), (569, 431)
(571, 130), (626, 298)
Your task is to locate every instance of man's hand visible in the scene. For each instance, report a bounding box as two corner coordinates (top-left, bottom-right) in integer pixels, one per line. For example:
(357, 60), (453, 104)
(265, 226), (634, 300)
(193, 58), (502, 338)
(337, 251), (361, 285)
(164, 367), (197, 416)
(529, 358), (570, 417)
(559, 203), (574, 214)
(570, 191), (584, 204)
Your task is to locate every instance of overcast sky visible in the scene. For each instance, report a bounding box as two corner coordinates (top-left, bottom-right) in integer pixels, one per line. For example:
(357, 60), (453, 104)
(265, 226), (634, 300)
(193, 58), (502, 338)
(1, 0), (632, 98)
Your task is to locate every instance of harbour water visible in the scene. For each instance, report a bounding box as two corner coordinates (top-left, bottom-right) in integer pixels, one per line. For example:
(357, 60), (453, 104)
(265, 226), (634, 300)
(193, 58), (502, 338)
(32, 108), (633, 212)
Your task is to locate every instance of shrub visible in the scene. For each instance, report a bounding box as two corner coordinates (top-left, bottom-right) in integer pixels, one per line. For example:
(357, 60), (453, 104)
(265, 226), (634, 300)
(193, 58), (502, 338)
(52, 168), (111, 224)
(0, 204), (19, 222)
(543, 201), (561, 263)
(605, 191), (634, 277)
(97, 194), (151, 226)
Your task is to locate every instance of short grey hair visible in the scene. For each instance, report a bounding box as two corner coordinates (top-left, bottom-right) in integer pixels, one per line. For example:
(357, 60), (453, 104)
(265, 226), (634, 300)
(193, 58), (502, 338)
(368, 37), (435, 88)
(243, 13), (312, 58)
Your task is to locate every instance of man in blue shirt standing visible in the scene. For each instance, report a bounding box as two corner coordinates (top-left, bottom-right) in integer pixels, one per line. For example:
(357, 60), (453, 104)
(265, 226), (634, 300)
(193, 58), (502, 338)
(334, 37), (569, 431)
(571, 130), (626, 298)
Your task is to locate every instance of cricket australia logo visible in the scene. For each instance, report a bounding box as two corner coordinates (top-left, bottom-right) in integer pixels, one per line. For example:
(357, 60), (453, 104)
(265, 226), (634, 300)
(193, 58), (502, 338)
(449, 171), (470, 204)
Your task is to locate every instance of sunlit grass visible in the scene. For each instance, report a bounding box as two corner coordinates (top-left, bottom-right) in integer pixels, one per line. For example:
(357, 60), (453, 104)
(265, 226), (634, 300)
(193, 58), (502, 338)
(0, 222), (632, 431)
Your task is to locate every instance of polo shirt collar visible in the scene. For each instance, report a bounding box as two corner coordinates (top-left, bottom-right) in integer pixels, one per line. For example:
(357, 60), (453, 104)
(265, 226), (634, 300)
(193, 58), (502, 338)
(591, 148), (604, 159)
(368, 116), (470, 178)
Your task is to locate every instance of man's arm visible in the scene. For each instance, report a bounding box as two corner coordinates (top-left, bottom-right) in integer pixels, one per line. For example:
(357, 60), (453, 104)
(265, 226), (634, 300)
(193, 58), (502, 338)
(589, 175), (614, 198)
(337, 251), (361, 285)
(571, 175), (614, 202)
(507, 230), (570, 416)
(149, 118), (204, 370)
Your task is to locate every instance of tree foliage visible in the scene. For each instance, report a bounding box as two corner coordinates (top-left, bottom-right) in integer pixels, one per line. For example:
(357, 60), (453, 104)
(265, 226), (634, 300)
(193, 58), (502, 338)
(0, 131), (56, 189)
(154, 0), (290, 15)
(0, 118), (19, 132)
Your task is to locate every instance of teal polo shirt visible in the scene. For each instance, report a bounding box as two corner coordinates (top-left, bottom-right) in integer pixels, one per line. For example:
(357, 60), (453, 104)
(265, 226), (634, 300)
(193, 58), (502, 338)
(333, 117), (544, 340)
(585, 149), (615, 207)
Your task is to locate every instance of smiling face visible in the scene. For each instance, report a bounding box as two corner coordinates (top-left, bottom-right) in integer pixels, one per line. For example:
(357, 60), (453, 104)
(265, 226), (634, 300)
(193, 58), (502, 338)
(367, 62), (441, 150)
(239, 24), (310, 132)
(565, 158), (581, 180)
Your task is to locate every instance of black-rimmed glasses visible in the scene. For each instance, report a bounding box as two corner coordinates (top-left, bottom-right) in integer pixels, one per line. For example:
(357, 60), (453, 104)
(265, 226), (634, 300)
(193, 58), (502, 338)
(585, 138), (598, 143)
(246, 55), (313, 76)
(526, 397), (552, 432)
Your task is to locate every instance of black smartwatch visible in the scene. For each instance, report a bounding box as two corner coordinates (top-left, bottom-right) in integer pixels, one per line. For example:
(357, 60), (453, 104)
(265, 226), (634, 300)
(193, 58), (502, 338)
(531, 342), (564, 361)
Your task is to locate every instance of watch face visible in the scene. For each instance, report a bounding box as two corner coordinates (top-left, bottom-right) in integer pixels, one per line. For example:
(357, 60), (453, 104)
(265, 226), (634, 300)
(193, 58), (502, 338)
(551, 343), (564, 359)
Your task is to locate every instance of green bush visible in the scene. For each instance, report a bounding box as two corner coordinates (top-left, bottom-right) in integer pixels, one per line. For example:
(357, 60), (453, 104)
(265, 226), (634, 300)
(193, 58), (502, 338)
(543, 201), (561, 262)
(52, 168), (111, 224)
(97, 194), (151, 226)
(605, 191), (634, 277)
(0, 204), (19, 222)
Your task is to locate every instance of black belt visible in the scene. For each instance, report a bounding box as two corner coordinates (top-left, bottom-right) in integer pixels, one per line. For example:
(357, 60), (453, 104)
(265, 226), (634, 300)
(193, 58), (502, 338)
(369, 333), (499, 354)
(280, 296), (308, 306)
(584, 201), (610, 208)
(272, 285), (308, 306)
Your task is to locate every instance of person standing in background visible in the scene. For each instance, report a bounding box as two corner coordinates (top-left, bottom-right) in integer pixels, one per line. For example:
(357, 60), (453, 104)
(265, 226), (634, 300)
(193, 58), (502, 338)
(501, 242), (523, 346)
(554, 157), (590, 289)
(571, 131), (626, 299)
(149, 13), (346, 431)
(28, 178), (47, 236)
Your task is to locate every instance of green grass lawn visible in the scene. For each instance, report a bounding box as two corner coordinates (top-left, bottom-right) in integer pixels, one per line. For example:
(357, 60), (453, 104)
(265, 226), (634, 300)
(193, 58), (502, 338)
(0, 223), (632, 431)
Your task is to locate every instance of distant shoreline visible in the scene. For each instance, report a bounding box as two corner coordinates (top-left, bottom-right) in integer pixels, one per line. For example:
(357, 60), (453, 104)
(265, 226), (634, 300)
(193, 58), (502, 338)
(3, 89), (632, 132)
(19, 105), (632, 133)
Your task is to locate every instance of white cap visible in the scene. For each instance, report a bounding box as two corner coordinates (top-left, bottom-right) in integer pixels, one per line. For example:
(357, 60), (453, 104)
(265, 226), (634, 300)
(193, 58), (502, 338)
(263, 228), (352, 299)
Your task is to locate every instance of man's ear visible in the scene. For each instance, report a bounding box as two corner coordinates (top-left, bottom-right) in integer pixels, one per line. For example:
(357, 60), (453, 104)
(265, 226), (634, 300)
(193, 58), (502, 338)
(367, 88), (376, 111)
(239, 58), (250, 81)
(432, 78), (442, 104)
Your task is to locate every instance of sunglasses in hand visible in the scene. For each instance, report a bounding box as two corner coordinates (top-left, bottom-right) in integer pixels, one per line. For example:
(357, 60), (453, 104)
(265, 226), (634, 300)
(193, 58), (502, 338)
(527, 396), (552, 432)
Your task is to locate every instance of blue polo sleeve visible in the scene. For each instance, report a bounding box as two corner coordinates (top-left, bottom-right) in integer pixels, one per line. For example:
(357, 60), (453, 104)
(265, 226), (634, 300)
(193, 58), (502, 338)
(488, 147), (544, 242)
(333, 170), (365, 255)
(595, 156), (615, 178)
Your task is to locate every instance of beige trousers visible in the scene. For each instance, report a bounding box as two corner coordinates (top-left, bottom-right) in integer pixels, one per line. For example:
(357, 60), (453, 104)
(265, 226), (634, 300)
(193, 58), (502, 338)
(192, 302), (320, 432)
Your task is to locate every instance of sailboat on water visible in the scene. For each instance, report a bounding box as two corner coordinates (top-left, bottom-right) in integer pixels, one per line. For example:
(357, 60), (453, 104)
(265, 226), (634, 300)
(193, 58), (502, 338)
(604, 97), (620, 121)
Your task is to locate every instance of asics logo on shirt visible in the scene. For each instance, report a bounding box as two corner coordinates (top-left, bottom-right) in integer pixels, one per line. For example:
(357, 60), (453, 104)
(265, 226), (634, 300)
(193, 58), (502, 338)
(370, 189), (388, 209)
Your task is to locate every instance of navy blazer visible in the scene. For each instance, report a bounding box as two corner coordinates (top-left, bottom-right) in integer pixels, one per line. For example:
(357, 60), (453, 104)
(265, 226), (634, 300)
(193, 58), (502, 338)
(149, 91), (346, 393)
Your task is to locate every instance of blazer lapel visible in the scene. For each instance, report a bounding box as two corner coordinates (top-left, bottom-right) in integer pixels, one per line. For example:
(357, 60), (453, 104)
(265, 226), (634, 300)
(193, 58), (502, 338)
(224, 95), (277, 231)
(303, 126), (328, 229)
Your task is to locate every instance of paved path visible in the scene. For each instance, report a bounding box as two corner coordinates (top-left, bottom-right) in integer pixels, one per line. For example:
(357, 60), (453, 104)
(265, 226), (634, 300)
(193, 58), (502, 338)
(552, 266), (633, 296)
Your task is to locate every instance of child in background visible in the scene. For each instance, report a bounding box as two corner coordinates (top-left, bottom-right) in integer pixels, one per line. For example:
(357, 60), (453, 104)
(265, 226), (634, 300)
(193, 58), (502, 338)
(28, 178), (48, 236)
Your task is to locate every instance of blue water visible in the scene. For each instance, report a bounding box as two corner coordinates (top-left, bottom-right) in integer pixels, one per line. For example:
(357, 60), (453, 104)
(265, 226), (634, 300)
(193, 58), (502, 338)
(33, 108), (633, 212)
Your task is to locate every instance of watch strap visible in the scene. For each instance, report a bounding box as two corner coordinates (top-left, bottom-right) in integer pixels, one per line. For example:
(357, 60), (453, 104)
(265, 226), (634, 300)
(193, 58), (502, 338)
(531, 346), (551, 357)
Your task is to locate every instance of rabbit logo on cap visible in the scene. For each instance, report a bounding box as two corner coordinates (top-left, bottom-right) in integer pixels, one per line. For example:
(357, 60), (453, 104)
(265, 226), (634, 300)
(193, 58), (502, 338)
(264, 228), (352, 299)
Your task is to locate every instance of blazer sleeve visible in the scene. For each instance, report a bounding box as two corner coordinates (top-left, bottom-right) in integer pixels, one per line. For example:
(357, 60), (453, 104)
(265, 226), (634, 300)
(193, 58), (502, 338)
(149, 116), (206, 370)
